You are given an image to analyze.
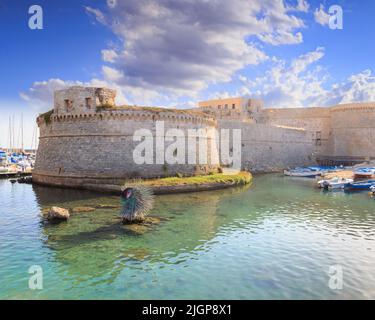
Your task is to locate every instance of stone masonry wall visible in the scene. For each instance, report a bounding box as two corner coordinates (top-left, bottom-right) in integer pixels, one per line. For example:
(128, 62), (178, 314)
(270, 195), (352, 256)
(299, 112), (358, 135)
(34, 86), (375, 188)
(261, 107), (332, 156)
(329, 103), (375, 158)
(33, 109), (218, 187)
(54, 86), (116, 115)
(218, 120), (315, 172)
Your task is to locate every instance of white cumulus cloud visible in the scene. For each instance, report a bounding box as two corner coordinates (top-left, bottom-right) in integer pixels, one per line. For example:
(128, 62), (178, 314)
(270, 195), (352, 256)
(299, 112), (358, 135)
(238, 48), (375, 108)
(314, 4), (330, 26)
(85, 0), (309, 96)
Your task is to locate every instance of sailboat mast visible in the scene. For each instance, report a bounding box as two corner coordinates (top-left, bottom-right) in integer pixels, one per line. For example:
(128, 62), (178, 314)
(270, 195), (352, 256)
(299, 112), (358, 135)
(21, 114), (24, 152)
(9, 117), (12, 152)
(12, 115), (15, 152)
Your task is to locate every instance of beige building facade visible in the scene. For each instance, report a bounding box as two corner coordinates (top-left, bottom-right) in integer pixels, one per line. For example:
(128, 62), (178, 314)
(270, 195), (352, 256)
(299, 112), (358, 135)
(199, 97), (375, 165)
(198, 97), (264, 122)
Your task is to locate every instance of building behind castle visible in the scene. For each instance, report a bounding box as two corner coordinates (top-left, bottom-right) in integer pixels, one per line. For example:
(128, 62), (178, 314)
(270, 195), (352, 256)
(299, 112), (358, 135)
(32, 86), (375, 188)
(198, 96), (375, 166)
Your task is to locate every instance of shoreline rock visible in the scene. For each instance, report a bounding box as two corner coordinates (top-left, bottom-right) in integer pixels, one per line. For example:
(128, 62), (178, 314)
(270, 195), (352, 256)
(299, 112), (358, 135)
(47, 206), (70, 222)
(121, 216), (165, 235)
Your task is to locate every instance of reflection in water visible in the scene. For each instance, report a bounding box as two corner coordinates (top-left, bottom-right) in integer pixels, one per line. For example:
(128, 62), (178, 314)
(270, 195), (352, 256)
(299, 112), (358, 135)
(1, 175), (375, 299)
(36, 184), (254, 283)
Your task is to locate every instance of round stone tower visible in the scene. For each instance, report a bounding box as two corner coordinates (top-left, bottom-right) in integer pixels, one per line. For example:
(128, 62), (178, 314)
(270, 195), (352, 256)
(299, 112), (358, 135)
(33, 86), (218, 188)
(329, 102), (375, 159)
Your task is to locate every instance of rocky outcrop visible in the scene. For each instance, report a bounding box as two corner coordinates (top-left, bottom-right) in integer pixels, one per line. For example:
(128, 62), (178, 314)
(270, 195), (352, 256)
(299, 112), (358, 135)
(47, 206), (70, 221)
(121, 216), (166, 235)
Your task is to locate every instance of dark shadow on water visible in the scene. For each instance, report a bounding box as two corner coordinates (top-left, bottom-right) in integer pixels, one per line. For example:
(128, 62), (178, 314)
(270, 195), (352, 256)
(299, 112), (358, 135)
(32, 184), (114, 206)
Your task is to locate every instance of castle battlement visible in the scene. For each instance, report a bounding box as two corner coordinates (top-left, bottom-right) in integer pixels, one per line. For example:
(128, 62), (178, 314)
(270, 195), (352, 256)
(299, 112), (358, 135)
(38, 107), (216, 127)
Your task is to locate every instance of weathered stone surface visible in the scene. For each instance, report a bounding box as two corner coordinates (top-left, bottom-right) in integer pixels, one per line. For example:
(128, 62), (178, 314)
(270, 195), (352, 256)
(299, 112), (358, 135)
(71, 206), (96, 213)
(121, 216), (165, 234)
(121, 223), (149, 235)
(145, 216), (162, 225)
(47, 206), (70, 221)
(95, 204), (121, 209)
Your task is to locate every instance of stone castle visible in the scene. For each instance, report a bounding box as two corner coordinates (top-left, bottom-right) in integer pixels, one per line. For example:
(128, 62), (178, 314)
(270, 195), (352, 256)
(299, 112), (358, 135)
(33, 86), (375, 188)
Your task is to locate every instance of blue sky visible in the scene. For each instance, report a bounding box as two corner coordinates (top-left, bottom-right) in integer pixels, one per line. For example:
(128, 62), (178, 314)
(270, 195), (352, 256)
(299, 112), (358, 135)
(1, 0), (375, 148)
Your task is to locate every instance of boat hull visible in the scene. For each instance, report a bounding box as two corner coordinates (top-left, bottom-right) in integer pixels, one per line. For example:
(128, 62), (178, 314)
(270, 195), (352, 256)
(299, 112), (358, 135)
(318, 178), (353, 190)
(346, 180), (375, 190)
(284, 170), (321, 178)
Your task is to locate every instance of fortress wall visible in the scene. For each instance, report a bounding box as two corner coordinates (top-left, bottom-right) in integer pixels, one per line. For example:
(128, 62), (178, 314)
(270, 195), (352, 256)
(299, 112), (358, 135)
(218, 120), (315, 172)
(33, 110), (218, 188)
(34, 86), (375, 185)
(330, 103), (375, 158)
(261, 107), (332, 155)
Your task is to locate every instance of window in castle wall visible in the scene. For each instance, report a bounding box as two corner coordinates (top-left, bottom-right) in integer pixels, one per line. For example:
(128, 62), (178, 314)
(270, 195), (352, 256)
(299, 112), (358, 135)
(64, 99), (70, 112)
(85, 97), (92, 109)
(232, 104), (236, 109)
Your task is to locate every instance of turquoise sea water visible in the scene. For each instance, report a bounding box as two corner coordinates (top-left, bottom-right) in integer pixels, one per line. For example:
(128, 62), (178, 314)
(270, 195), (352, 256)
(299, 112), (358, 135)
(1, 174), (375, 299)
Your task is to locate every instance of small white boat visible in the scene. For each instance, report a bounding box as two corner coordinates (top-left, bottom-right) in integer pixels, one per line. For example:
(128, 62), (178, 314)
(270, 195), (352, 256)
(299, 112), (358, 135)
(284, 167), (322, 178)
(318, 177), (354, 190)
(370, 186), (375, 195)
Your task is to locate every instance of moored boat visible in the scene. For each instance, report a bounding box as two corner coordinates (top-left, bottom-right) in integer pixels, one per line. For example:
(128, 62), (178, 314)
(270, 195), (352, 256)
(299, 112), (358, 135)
(317, 177), (353, 190)
(284, 166), (339, 178)
(346, 180), (375, 190)
(284, 167), (322, 178)
(353, 167), (375, 179)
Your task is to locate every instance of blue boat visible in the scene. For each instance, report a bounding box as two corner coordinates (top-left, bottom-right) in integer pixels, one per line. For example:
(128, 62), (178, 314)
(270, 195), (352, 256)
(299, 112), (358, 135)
(353, 167), (375, 178)
(284, 167), (322, 178)
(346, 180), (375, 190)
(284, 166), (340, 178)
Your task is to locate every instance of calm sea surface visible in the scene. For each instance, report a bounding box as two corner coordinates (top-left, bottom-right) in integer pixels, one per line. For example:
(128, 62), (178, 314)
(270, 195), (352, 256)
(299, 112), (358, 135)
(1, 174), (375, 299)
